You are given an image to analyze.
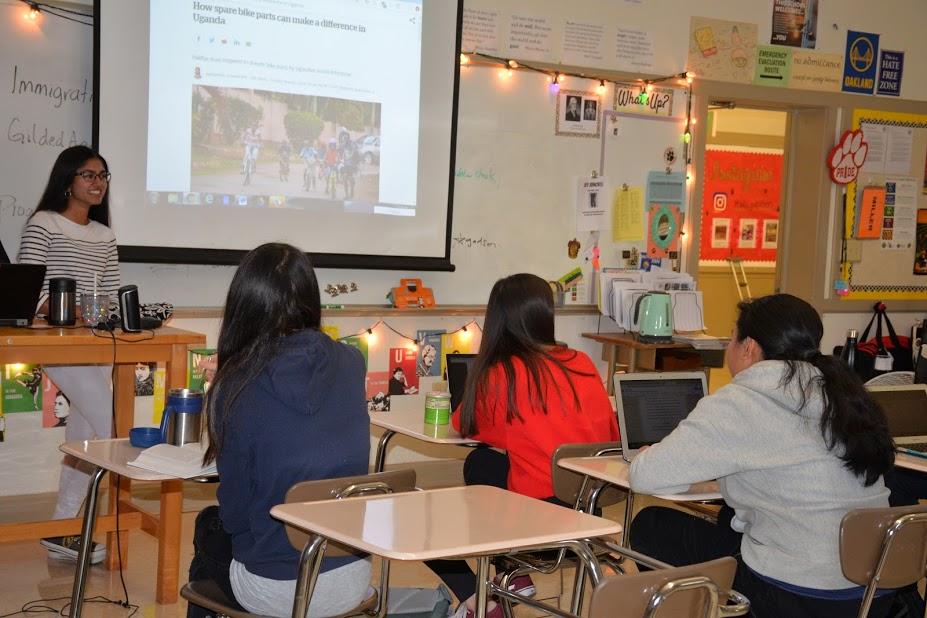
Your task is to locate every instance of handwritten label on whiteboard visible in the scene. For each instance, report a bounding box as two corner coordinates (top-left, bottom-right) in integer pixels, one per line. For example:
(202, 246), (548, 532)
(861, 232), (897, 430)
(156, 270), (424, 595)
(612, 82), (674, 117)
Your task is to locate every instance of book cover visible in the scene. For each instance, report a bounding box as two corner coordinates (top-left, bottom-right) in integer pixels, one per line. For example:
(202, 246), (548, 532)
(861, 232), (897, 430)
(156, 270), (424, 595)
(3, 364), (43, 413)
(416, 329), (444, 377)
(41, 372), (66, 429)
(388, 348), (419, 396)
(365, 371), (390, 411)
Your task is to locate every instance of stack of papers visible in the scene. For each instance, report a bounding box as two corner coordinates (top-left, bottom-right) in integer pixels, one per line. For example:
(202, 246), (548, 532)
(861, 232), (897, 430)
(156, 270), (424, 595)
(672, 333), (730, 350)
(128, 442), (217, 478)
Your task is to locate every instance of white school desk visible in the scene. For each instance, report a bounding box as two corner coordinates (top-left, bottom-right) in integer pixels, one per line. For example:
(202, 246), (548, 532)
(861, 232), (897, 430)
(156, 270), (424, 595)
(0, 324), (205, 605)
(369, 407), (479, 472)
(271, 485), (620, 618)
(59, 439), (211, 616)
(558, 455), (723, 547)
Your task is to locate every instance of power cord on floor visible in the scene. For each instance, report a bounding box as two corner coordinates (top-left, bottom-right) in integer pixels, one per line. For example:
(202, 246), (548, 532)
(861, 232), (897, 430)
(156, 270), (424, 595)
(0, 595), (138, 617)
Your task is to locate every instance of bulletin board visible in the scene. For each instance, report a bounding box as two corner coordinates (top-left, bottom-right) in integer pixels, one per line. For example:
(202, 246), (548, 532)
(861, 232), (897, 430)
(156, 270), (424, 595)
(841, 108), (927, 300)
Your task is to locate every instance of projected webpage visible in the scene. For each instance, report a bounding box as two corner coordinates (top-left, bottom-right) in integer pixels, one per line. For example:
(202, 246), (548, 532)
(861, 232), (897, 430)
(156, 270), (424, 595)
(147, 0), (422, 215)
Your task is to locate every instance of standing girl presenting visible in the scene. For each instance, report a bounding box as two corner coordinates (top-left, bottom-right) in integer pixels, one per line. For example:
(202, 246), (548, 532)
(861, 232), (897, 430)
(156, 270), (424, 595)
(18, 146), (119, 564)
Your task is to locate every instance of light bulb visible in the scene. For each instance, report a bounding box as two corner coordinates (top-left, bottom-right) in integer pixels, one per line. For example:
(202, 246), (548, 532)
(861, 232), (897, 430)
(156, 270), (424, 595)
(683, 131), (692, 144)
(556, 73), (565, 83)
(25, 4), (40, 20)
(508, 59), (518, 69)
(549, 81), (560, 94)
(596, 80), (606, 95)
(645, 82), (654, 93)
(366, 328), (376, 345)
(690, 117), (698, 125)
(459, 53), (469, 65)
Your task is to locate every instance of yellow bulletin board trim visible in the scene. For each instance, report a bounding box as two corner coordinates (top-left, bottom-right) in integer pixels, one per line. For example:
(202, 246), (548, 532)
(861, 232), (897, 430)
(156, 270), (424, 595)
(841, 108), (927, 300)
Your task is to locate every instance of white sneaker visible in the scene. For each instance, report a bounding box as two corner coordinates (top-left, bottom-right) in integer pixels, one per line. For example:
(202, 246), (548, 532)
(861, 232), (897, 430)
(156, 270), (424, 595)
(40, 536), (106, 564)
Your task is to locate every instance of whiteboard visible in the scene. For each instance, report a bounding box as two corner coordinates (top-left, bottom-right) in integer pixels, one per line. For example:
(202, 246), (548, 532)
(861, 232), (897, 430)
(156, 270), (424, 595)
(0, 1), (93, 265)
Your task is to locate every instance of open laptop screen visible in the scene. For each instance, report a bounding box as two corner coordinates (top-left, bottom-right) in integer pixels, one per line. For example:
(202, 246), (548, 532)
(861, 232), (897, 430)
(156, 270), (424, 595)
(868, 385), (927, 438)
(616, 373), (706, 450)
(446, 353), (477, 411)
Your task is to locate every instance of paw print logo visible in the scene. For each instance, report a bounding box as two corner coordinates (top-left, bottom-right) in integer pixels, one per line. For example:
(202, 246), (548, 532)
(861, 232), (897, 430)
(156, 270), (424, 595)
(828, 129), (868, 184)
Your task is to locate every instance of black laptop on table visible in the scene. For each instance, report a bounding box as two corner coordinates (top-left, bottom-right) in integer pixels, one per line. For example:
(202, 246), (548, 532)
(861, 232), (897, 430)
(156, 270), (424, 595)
(0, 264), (46, 326)
(445, 353), (477, 411)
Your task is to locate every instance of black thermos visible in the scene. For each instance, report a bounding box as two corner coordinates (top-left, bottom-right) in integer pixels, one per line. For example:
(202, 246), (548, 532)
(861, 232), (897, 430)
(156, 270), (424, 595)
(118, 284), (142, 333)
(48, 277), (76, 326)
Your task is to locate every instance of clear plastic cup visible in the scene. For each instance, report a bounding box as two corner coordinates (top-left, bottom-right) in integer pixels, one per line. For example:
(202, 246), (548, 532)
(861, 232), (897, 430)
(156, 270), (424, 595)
(80, 293), (112, 327)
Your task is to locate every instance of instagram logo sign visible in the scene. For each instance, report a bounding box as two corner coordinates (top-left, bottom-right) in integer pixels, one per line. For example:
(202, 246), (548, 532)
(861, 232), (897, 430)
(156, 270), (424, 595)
(712, 192), (728, 212)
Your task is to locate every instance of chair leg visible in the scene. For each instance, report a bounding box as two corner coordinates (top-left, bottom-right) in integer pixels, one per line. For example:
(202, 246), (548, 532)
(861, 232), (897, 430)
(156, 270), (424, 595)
(374, 557), (390, 618)
(622, 490), (635, 548)
(292, 536), (327, 618)
(475, 557), (491, 618)
(569, 563), (586, 615)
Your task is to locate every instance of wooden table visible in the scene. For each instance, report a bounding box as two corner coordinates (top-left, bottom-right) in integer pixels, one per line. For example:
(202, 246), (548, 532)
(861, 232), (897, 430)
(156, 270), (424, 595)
(0, 324), (206, 604)
(271, 485), (621, 618)
(896, 452), (927, 474)
(558, 455), (722, 547)
(369, 406), (479, 472)
(582, 332), (725, 394)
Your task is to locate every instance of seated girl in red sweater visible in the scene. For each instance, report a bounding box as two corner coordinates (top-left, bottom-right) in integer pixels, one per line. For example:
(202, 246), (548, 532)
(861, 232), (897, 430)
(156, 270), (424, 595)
(431, 273), (618, 618)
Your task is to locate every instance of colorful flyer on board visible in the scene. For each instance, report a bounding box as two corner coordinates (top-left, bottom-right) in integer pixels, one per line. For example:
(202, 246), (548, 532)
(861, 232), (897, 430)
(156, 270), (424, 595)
(41, 372), (67, 429)
(790, 51), (842, 92)
(416, 330), (444, 377)
(770, 0), (818, 48)
(388, 348), (419, 396)
(365, 371), (390, 411)
(320, 324), (340, 340)
(754, 46), (791, 87)
(342, 335), (369, 369)
(857, 186), (887, 239)
(2, 364), (42, 413)
(914, 210), (927, 275)
(187, 349), (217, 392)
(152, 365), (167, 424)
(440, 331), (477, 379)
(843, 30), (879, 94)
(646, 204), (682, 259)
(688, 17), (757, 84)
(876, 50), (904, 97)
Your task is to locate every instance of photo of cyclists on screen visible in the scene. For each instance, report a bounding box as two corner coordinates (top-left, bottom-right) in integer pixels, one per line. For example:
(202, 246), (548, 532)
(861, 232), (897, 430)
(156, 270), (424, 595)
(190, 85), (381, 205)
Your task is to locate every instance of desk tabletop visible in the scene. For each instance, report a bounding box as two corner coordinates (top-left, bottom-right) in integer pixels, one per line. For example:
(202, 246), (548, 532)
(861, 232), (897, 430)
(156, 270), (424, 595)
(271, 485), (620, 561)
(60, 439), (175, 481)
(581, 331), (691, 350)
(558, 456), (723, 502)
(0, 324), (205, 347)
(896, 452), (927, 474)
(369, 407), (478, 445)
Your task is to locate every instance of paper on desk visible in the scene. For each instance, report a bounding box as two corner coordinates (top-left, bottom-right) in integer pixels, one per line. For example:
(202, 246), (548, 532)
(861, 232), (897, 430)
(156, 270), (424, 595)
(670, 290), (705, 332)
(128, 442), (216, 478)
(599, 271), (642, 318)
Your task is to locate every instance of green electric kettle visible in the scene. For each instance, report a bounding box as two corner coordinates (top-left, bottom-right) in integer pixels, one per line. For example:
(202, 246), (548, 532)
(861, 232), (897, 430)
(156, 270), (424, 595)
(633, 292), (674, 343)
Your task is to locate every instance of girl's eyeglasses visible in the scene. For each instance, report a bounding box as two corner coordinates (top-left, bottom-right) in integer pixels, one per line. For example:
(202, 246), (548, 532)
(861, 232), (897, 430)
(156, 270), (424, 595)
(75, 171), (112, 182)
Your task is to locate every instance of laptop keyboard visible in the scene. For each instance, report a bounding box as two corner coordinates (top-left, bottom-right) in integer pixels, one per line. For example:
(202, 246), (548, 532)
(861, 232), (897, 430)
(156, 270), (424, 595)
(898, 442), (927, 453)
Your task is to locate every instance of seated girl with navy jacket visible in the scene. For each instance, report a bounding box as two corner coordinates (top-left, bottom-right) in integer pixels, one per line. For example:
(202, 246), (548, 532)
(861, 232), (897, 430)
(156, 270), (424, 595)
(190, 243), (370, 618)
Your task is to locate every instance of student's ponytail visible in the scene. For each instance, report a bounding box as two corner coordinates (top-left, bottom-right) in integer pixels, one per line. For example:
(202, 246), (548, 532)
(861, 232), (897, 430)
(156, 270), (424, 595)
(736, 295), (894, 486)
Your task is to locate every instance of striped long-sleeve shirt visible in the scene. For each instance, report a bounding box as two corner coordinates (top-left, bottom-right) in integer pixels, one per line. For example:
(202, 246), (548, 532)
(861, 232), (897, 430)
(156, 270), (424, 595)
(17, 211), (120, 307)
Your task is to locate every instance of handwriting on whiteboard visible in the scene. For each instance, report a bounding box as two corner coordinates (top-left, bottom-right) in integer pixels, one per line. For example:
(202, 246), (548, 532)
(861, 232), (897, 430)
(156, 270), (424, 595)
(453, 234), (498, 249)
(455, 167), (498, 184)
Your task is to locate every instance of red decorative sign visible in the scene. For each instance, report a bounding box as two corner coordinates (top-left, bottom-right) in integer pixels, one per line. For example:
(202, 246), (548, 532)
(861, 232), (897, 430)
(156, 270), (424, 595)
(828, 129), (869, 184)
(700, 149), (783, 263)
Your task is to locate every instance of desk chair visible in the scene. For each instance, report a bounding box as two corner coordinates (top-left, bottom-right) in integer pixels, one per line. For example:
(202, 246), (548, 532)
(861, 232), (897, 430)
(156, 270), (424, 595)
(181, 468), (417, 618)
(490, 541), (750, 618)
(496, 442), (624, 617)
(840, 504), (927, 618)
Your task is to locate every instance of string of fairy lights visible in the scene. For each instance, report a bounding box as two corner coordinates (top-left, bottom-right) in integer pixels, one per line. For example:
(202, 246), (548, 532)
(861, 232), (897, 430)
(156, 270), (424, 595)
(460, 50), (698, 177)
(336, 319), (482, 350)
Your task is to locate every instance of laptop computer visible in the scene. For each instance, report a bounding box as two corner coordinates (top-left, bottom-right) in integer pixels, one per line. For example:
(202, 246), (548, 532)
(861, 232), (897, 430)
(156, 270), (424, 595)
(614, 371), (707, 462)
(445, 353), (477, 411)
(868, 384), (927, 455)
(0, 264), (46, 327)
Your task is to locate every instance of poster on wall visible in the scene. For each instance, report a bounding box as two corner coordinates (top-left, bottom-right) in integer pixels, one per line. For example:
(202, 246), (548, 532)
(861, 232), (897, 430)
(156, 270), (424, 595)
(842, 30), (879, 94)
(646, 204), (682, 258)
(556, 90), (600, 137)
(416, 330), (444, 377)
(576, 176), (608, 231)
(2, 365), (42, 413)
(688, 17), (758, 84)
(770, 0), (818, 48)
(388, 348), (419, 396)
(365, 371), (390, 412)
(914, 210), (927, 275)
(699, 148), (783, 263)
(41, 374), (67, 429)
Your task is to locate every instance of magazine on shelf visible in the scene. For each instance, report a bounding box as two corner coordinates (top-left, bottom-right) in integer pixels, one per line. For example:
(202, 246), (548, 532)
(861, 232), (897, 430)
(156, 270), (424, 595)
(128, 442), (216, 478)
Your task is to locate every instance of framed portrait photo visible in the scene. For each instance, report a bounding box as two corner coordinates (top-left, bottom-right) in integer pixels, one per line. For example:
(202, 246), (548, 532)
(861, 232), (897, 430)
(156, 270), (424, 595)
(556, 90), (601, 137)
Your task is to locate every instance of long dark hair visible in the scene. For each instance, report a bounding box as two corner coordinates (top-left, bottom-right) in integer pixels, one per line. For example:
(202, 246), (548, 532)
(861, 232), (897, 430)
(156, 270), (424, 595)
(204, 243), (321, 463)
(735, 294), (894, 486)
(458, 273), (592, 436)
(32, 146), (110, 225)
